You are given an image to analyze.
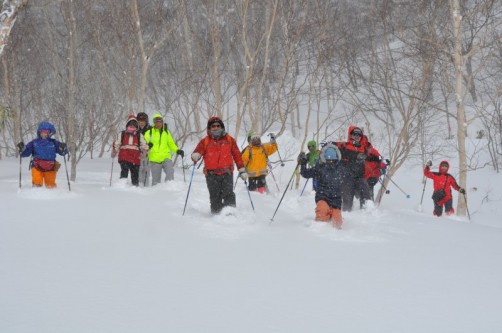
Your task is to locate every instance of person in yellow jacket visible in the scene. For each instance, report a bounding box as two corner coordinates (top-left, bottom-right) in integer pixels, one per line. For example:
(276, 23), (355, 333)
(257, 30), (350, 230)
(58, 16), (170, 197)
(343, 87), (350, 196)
(241, 132), (278, 193)
(143, 113), (184, 185)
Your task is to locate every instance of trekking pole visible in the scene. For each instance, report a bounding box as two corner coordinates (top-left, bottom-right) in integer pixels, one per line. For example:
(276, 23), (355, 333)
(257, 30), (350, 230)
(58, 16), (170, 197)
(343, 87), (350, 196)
(267, 163), (280, 192)
(18, 154), (22, 190)
(233, 176), (239, 190)
(63, 154), (71, 191)
(182, 156), (186, 182)
(419, 176), (427, 206)
(276, 149), (285, 167)
(182, 162), (196, 216)
(143, 159), (149, 187)
(386, 175), (410, 198)
(243, 180), (255, 211)
(378, 178), (390, 194)
(463, 192), (471, 221)
(109, 158), (114, 187)
(300, 178), (309, 196)
(270, 162), (299, 223)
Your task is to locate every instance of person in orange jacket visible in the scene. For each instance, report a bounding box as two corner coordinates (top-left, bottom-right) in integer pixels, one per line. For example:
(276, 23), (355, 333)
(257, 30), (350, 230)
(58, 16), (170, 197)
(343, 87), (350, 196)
(241, 131), (278, 193)
(191, 117), (247, 214)
(424, 160), (465, 217)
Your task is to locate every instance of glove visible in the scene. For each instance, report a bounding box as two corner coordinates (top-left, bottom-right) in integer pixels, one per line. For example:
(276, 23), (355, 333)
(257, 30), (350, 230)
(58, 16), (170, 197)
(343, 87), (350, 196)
(191, 152), (201, 162)
(59, 142), (67, 151)
(379, 168), (387, 175)
(385, 159), (390, 165)
(269, 133), (276, 143)
(148, 142), (153, 149)
(17, 141), (25, 152)
(297, 152), (307, 165)
(177, 149), (184, 158)
(459, 188), (466, 194)
(238, 168), (248, 181)
(426, 160), (432, 167)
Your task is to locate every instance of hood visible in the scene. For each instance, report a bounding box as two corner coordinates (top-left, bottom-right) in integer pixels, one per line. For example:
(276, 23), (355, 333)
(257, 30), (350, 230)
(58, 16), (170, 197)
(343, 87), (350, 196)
(126, 115), (138, 128)
(206, 116), (226, 138)
(439, 160), (449, 174)
(37, 122), (56, 138)
(347, 126), (363, 141)
(307, 140), (317, 148)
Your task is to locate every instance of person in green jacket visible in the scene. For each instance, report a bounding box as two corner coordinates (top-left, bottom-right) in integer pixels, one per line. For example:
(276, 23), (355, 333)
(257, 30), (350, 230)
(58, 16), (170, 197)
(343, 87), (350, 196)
(306, 140), (320, 191)
(143, 113), (184, 185)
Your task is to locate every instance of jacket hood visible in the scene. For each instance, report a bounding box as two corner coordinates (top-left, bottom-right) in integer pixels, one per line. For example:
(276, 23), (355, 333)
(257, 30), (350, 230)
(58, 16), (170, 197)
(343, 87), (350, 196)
(207, 116), (226, 138)
(439, 160), (449, 173)
(307, 140), (317, 148)
(126, 115), (138, 128)
(37, 122), (56, 138)
(347, 126), (363, 141)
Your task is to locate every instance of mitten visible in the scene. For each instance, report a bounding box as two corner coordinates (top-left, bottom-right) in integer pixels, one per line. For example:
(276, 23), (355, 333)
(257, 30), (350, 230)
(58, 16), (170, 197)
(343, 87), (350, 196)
(177, 149), (184, 158)
(426, 160), (432, 167)
(238, 168), (248, 181)
(459, 188), (466, 194)
(269, 133), (276, 143)
(191, 152), (201, 162)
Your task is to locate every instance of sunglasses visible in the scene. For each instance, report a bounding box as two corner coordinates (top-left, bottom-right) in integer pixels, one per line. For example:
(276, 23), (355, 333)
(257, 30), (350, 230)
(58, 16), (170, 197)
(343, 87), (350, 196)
(210, 124), (221, 128)
(154, 118), (163, 123)
(351, 132), (362, 138)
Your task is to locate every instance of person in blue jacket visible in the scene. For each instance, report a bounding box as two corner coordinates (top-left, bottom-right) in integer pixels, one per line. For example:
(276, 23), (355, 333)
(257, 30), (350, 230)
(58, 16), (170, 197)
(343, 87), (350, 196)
(298, 143), (344, 229)
(17, 122), (68, 188)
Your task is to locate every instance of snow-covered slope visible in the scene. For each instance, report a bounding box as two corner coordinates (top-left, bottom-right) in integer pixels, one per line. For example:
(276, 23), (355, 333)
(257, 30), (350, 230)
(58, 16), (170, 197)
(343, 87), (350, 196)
(1, 149), (501, 332)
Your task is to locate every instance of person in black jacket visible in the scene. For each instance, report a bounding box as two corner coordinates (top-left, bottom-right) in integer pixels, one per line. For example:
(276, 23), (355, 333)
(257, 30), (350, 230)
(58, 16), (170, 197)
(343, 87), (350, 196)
(299, 143), (344, 229)
(136, 112), (152, 186)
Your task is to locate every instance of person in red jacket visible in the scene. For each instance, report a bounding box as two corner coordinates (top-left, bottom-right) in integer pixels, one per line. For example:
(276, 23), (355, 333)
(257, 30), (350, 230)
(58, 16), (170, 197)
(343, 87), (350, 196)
(328, 126), (382, 211)
(424, 160), (465, 217)
(364, 143), (388, 200)
(191, 117), (247, 214)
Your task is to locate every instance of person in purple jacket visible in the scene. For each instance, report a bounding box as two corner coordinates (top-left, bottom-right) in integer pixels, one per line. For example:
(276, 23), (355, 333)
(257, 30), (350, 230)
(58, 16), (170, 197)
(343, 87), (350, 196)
(18, 122), (68, 188)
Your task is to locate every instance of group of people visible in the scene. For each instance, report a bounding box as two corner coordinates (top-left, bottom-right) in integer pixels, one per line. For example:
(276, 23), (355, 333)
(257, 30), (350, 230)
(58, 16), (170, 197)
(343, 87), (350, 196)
(111, 112), (184, 187)
(17, 117), (465, 225)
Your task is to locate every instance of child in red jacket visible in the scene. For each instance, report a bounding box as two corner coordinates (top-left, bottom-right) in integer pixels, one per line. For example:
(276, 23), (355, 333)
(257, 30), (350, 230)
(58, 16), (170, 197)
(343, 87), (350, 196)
(424, 160), (465, 217)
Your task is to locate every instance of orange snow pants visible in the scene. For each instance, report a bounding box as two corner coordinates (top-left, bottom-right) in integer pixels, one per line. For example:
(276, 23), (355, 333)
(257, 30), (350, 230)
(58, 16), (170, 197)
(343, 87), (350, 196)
(315, 200), (343, 229)
(32, 168), (57, 188)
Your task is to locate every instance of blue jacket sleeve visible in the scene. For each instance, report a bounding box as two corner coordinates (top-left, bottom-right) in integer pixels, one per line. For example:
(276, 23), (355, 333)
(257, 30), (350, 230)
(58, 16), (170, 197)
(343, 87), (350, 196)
(20, 141), (34, 158)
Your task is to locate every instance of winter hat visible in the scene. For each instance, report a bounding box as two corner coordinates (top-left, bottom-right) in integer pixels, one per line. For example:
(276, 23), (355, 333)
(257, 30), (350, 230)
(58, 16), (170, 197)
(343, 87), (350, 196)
(137, 112), (148, 122)
(247, 131), (260, 142)
(324, 147), (338, 161)
(207, 116), (225, 130)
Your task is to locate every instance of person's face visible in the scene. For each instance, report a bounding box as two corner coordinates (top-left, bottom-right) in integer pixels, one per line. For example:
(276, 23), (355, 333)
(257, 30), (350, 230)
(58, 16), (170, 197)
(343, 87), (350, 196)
(154, 118), (163, 128)
(308, 145), (315, 151)
(440, 164), (448, 171)
(138, 119), (147, 128)
(210, 123), (221, 130)
(40, 131), (49, 139)
(351, 131), (362, 141)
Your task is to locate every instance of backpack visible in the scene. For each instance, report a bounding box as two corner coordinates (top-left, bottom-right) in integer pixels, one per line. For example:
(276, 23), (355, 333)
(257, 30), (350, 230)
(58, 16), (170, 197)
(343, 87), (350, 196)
(121, 130), (141, 149)
(245, 144), (269, 166)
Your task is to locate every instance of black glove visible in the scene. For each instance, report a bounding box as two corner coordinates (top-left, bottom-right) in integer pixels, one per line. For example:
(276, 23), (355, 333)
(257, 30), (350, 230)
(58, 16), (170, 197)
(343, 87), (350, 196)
(298, 152), (307, 165)
(177, 149), (184, 158)
(269, 133), (276, 143)
(459, 188), (466, 194)
(426, 160), (432, 167)
(148, 142), (153, 149)
(385, 159), (390, 165)
(59, 142), (67, 150)
(17, 141), (25, 152)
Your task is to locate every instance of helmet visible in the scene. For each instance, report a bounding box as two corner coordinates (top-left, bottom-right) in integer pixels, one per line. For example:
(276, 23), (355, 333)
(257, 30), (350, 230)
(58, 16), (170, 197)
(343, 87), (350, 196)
(324, 147), (338, 161)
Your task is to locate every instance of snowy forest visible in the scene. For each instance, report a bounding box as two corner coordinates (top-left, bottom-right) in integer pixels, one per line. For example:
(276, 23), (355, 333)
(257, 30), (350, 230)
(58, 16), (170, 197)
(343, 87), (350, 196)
(1, 0), (502, 217)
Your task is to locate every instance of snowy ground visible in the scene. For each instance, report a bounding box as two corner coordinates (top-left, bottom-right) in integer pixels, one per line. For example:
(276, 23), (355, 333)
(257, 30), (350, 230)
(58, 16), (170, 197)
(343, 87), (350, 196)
(1, 150), (502, 333)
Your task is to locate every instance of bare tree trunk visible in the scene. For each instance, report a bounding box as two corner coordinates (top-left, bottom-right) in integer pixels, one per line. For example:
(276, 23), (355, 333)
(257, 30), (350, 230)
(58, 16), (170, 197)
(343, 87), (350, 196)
(450, 0), (467, 216)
